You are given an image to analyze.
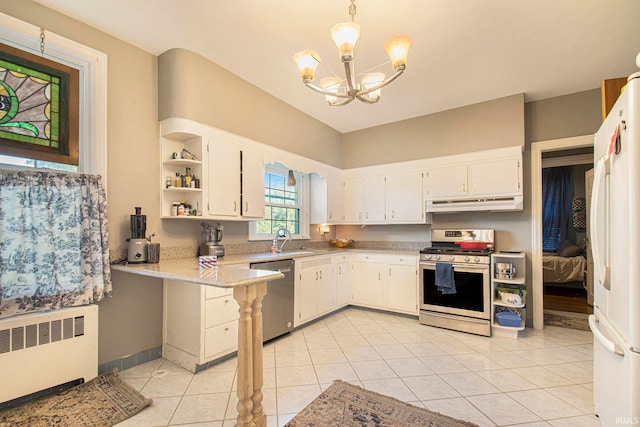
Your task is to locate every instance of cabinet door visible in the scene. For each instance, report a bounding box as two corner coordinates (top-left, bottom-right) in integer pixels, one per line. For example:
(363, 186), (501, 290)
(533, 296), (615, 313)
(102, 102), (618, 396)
(424, 165), (467, 200)
(298, 265), (319, 324)
(350, 259), (383, 308)
(317, 263), (336, 315)
(327, 173), (344, 223)
(386, 171), (423, 223)
(336, 261), (350, 307)
(362, 176), (386, 223)
(384, 260), (418, 314)
(469, 158), (521, 197)
(343, 178), (363, 223)
(241, 150), (265, 218)
(208, 140), (241, 217)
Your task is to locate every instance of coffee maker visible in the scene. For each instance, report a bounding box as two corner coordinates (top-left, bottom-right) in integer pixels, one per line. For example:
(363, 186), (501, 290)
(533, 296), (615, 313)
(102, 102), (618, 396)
(199, 222), (225, 256)
(127, 207), (148, 263)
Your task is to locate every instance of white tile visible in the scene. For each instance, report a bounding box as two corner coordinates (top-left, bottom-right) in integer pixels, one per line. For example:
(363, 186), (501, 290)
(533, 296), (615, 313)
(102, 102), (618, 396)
(275, 350), (312, 367)
(119, 358), (165, 379)
(543, 362), (593, 384)
(372, 343), (414, 359)
(547, 415), (601, 426)
(304, 335), (340, 350)
(141, 374), (193, 398)
(507, 389), (583, 420)
(404, 341), (446, 357)
(403, 375), (460, 401)
(186, 371), (235, 395)
(453, 353), (505, 371)
(276, 384), (321, 414)
(466, 393), (541, 425)
(334, 334), (370, 348)
(386, 357), (434, 378)
(439, 372), (501, 396)
(475, 369), (538, 392)
(314, 362), (358, 383)
(351, 360), (397, 380)
(434, 339), (475, 355)
(361, 378), (418, 402)
(170, 392), (230, 424)
(116, 396), (181, 426)
(362, 332), (399, 345)
(342, 345), (382, 362)
(419, 355), (469, 374)
(121, 377), (149, 392)
(308, 348), (348, 364)
(421, 397), (496, 427)
(275, 365), (318, 387)
(545, 384), (595, 414)
(516, 366), (574, 388)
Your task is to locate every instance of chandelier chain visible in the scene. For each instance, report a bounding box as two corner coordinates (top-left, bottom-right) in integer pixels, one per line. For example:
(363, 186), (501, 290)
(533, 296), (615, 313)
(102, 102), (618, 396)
(40, 28), (46, 56)
(349, 0), (356, 21)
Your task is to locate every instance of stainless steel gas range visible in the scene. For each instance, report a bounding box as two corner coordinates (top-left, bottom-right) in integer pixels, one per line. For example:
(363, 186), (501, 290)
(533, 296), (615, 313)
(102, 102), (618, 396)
(419, 229), (494, 336)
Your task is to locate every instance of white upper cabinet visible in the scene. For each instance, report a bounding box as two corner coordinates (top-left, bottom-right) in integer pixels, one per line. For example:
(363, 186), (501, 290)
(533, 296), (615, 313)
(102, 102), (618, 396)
(241, 150), (265, 218)
(327, 173), (344, 223)
(310, 172), (344, 224)
(424, 146), (523, 212)
(386, 171), (425, 223)
(424, 164), (468, 200)
(362, 175), (386, 223)
(208, 140), (241, 217)
(343, 178), (364, 223)
(469, 157), (521, 197)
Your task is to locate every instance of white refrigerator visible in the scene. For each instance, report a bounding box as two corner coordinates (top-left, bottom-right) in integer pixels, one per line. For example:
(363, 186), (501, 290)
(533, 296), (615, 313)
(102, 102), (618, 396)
(589, 64), (640, 425)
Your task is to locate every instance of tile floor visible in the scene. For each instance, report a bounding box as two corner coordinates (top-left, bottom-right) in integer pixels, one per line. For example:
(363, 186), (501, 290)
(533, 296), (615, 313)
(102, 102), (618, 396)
(117, 308), (601, 426)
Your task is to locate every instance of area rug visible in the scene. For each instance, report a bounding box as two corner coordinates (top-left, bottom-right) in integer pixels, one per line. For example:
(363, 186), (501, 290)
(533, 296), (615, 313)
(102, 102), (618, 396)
(0, 370), (152, 427)
(285, 380), (479, 427)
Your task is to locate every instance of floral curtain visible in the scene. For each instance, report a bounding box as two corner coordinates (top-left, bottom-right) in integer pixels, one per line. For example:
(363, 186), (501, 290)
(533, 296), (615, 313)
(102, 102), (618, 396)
(0, 169), (112, 319)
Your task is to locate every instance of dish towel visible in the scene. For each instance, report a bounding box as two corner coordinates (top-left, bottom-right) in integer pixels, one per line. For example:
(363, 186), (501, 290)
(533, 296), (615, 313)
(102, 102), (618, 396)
(435, 263), (456, 294)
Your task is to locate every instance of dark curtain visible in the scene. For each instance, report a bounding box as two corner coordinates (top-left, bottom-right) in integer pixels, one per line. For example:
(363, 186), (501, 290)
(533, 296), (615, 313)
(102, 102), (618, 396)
(542, 166), (574, 251)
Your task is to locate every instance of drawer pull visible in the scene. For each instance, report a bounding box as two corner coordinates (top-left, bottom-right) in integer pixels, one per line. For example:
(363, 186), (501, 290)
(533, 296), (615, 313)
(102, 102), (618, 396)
(224, 327), (229, 332)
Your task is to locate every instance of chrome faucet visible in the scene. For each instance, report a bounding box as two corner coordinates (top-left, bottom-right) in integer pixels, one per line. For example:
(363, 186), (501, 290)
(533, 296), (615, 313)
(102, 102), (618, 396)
(275, 226), (291, 253)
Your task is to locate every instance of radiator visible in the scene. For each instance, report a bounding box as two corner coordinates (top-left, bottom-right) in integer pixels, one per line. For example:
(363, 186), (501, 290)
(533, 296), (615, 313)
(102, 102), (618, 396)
(0, 305), (98, 403)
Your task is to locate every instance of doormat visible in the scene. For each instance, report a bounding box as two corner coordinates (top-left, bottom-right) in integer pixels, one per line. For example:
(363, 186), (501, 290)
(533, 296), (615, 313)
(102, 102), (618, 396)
(285, 379), (479, 427)
(544, 310), (590, 331)
(0, 370), (152, 427)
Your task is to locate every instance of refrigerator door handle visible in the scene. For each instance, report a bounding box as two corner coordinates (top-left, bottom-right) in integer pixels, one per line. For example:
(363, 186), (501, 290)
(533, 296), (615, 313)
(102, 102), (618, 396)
(590, 157), (610, 289)
(589, 314), (624, 356)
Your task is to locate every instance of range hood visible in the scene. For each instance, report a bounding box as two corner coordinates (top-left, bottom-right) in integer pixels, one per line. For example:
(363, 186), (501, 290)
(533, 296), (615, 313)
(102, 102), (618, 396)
(426, 195), (523, 213)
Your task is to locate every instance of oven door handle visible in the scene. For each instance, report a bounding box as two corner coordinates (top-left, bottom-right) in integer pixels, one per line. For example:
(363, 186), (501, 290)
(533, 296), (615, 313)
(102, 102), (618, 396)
(420, 263), (489, 273)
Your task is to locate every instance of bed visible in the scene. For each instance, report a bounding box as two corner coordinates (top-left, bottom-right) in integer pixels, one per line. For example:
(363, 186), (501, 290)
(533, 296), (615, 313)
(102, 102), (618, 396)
(542, 252), (587, 285)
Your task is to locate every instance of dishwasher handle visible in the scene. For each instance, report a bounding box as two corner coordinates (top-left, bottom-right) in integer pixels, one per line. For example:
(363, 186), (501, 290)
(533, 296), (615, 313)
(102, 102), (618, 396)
(278, 268), (291, 273)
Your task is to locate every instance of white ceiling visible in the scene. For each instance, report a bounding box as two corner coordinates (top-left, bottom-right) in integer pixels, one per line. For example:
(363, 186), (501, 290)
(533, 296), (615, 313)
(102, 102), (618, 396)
(33, 0), (640, 133)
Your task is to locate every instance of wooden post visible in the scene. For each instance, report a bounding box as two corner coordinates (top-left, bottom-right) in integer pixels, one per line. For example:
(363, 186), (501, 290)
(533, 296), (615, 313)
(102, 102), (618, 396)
(233, 284), (257, 427)
(251, 282), (267, 427)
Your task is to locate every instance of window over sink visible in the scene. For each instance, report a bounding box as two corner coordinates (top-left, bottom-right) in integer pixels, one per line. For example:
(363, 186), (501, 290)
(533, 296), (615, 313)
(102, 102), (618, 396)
(249, 162), (310, 240)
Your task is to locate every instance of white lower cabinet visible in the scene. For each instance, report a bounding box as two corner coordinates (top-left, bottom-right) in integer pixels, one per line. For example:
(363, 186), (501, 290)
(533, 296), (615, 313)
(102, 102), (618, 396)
(335, 253), (350, 307)
(294, 255), (334, 327)
(350, 253), (384, 308)
(163, 279), (239, 372)
(382, 254), (418, 315)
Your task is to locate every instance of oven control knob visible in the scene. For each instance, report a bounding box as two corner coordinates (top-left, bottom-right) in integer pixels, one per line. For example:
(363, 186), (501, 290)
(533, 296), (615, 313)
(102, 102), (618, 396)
(424, 254), (431, 260)
(448, 255), (455, 261)
(435, 255), (441, 261)
(473, 257), (481, 263)
(463, 256), (470, 262)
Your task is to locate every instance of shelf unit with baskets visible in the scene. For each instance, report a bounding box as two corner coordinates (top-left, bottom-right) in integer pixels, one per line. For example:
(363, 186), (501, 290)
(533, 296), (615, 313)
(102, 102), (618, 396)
(491, 251), (527, 338)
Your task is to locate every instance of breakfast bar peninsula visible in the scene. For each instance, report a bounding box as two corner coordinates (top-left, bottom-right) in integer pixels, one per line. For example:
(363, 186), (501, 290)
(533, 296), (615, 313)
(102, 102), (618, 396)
(112, 259), (284, 427)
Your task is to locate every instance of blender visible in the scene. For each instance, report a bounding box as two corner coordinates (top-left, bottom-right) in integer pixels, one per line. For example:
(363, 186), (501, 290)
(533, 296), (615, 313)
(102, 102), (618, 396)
(199, 222), (225, 256)
(127, 207), (148, 263)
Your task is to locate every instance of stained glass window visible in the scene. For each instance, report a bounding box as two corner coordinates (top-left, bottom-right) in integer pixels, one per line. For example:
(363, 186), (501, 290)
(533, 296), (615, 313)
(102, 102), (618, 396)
(0, 42), (78, 166)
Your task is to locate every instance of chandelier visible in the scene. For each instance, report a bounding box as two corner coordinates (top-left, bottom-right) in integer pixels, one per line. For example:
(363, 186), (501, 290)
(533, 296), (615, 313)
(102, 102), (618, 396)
(293, 0), (413, 106)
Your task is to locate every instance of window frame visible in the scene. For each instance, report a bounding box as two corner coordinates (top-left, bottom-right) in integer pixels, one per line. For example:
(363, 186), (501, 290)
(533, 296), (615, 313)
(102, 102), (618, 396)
(0, 12), (107, 180)
(249, 163), (310, 241)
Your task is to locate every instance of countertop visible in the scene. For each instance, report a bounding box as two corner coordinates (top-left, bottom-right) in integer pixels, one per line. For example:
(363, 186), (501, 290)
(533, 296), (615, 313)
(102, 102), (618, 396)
(110, 258), (284, 288)
(110, 247), (420, 286)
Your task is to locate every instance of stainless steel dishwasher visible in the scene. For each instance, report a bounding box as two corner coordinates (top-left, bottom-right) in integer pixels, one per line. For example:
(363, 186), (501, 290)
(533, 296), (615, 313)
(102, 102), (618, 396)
(249, 258), (295, 342)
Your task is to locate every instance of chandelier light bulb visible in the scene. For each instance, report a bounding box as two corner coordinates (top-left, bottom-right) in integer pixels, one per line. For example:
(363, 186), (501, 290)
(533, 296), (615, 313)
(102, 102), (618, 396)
(331, 22), (360, 61)
(293, 50), (321, 81)
(384, 35), (413, 70)
(361, 73), (385, 102)
(320, 77), (343, 105)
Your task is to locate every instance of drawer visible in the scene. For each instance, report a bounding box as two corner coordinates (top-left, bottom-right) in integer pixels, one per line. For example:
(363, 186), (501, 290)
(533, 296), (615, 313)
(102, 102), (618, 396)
(385, 254), (417, 266)
(333, 254), (350, 263)
(204, 320), (238, 359)
(205, 286), (233, 300)
(351, 253), (383, 263)
(205, 296), (239, 328)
